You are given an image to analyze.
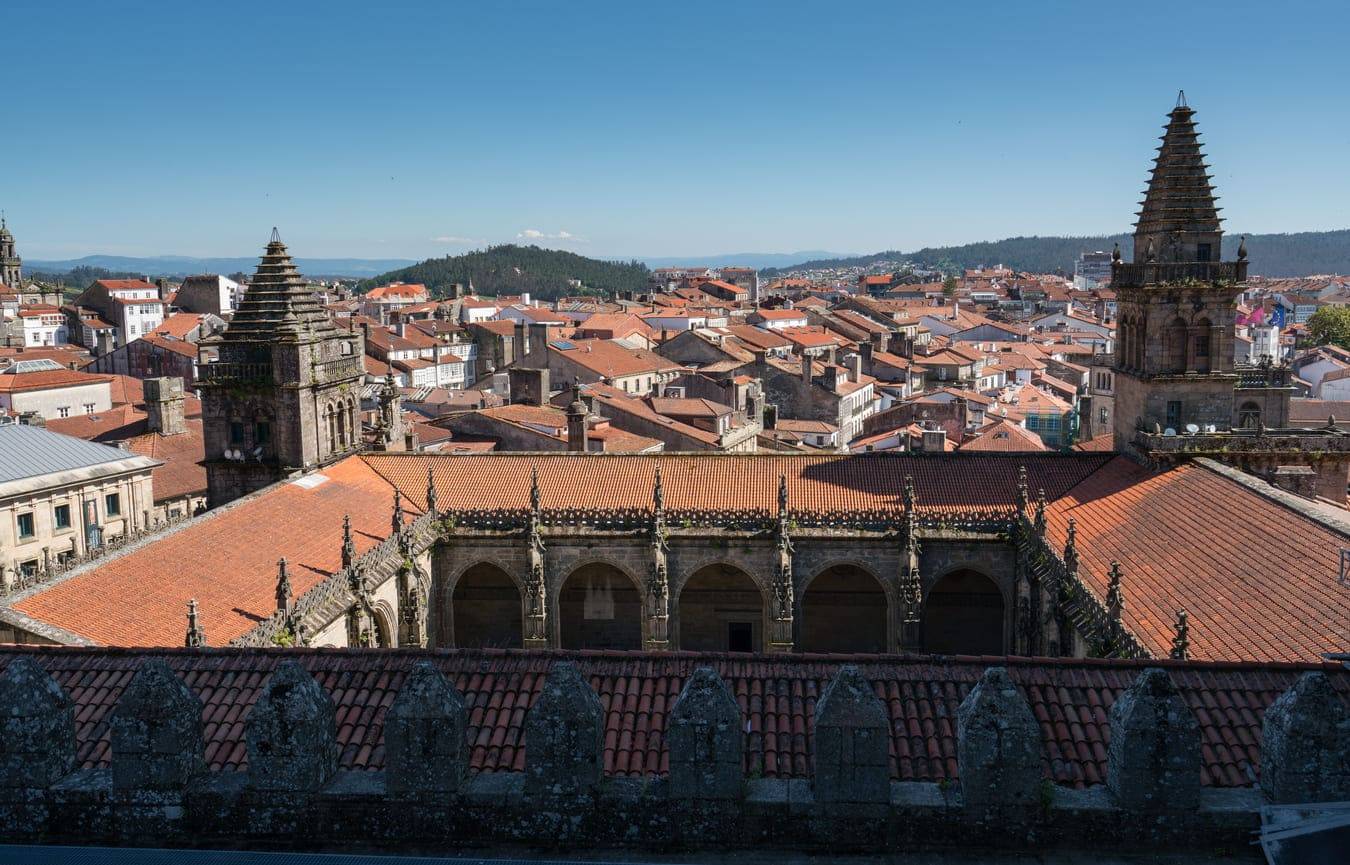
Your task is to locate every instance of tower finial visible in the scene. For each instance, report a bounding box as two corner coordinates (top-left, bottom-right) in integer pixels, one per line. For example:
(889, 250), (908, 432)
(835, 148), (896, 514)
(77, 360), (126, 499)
(392, 490), (404, 535)
(270, 226), (281, 244)
(425, 464), (438, 515)
(529, 466), (541, 512)
(652, 465), (664, 513)
(1175, 89), (1187, 109)
(1106, 561), (1124, 621)
(341, 513), (356, 569)
(777, 473), (788, 515)
(275, 558), (292, 615)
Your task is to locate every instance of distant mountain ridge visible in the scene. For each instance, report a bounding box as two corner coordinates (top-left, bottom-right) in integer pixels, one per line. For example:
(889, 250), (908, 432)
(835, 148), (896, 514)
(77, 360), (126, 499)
(26, 254), (417, 278)
(761, 231), (1350, 279)
(358, 244), (649, 300)
(641, 251), (857, 270)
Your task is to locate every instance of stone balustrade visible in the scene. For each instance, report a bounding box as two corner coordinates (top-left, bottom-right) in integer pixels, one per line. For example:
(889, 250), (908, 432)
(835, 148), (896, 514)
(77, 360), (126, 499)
(0, 659), (1345, 854)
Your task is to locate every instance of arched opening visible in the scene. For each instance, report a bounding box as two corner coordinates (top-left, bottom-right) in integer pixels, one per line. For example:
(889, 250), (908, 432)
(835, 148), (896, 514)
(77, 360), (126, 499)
(923, 569), (1005, 655)
(451, 562), (523, 648)
(677, 563), (763, 652)
(325, 403), (336, 454)
(1167, 317), (1187, 372)
(559, 562), (642, 650)
(1238, 401), (1262, 429)
(799, 564), (888, 654)
(1193, 318), (1213, 373)
(337, 405), (348, 449)
(372, 604), (395, 648)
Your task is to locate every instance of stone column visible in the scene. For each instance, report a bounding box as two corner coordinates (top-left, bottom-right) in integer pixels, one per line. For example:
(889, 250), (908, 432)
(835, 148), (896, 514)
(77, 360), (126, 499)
(524, 661), (604, 799)
(385, 661), (467, 795)
(1106, 668), (1199, 811)
(668, 668), (742, 800)
(1260, 671), (1350, 804)
(956, 667), (1042, 810)
(812, 666), (890, 805)
(0, 657), (75, 789)
(109, 660), (204, 792)
(245, 660), (338, 791)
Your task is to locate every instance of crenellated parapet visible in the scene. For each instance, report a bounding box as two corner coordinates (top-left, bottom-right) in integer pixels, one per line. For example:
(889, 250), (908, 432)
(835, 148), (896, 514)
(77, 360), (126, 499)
(0, 655), (1341, 854)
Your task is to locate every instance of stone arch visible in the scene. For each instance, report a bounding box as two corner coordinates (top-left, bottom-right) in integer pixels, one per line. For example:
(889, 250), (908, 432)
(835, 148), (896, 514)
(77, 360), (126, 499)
(1238, 400), (1262, 429)
(675, 560), (767, 652)
(438, 558), (526, 649)
(1167, 316), (1187, 372)
(372, 600), (396, 648)
(557, 559), (644, 650)
(923, 567), (1006, 655)
(797, 561), (891, 654)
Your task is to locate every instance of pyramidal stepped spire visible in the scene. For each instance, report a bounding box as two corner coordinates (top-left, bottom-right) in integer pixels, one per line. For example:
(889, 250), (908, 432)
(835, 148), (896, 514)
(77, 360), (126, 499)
(223, 230), (338, 340)
(1132, 96), (1223, 263)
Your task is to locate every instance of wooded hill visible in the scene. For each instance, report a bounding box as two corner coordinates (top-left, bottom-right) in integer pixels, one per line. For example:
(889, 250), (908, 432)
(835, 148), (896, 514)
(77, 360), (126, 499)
(763, 230), (1350, 279)
(357, 245), (649, 300)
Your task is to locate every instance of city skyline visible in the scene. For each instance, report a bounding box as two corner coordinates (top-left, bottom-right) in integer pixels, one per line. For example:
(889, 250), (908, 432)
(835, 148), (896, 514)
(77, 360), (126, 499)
(7, 0), (1350, 261)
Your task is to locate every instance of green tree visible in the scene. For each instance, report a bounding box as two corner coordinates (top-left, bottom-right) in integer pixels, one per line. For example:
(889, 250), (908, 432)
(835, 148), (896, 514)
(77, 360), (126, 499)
(1307, 306), (1350, 349)
(942, 274), (957, 296)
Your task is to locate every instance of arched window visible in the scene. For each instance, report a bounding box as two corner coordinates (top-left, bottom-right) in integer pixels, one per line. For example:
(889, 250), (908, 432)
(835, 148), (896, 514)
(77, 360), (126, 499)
(677, 563), (763, 652)
(559, 562), (643, 649)
(1238, 401), (1262, 429)
(799, 564), (888, 653)
(1193, 318), (1212, 373)
(337, 405), (348, 450)
(449, 563), (523, 648)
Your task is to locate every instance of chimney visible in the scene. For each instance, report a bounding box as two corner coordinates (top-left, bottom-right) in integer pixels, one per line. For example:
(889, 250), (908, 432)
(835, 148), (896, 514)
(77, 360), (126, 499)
(871, 331), (890, 353)
(566, 392), (589, 452)
(920, 427), (947, 452)
(763, 403), (778, 430)
(514, 318), (529, 361)
(801, 352), (812, 384)
(848, 354), (862, 383)
(1269, 465), (1317, 499)
(509, 367), (549, 407)
(144, 376), (186, 436)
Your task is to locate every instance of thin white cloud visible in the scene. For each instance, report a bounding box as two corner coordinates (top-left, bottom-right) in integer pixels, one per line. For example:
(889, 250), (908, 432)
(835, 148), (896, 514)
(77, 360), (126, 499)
(432, 235), (486, 245)
(517, 229), (586, 242)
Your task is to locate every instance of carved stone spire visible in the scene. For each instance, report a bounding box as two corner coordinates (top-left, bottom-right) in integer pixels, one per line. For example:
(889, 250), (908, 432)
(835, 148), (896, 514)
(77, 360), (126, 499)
(1132, 98), (1223, 264)
(652, 466), (664, 515)
(185, 599), (205, 648)
(1170, 609), (1190, 660)
(529, 466), (541, 514)
(275, 558), (293, 616)
(1015, 465), (1028, 512)
(425, 465), (438, 516)
(1034, 489), (1047, 535)
(391, 490), (404, 536)
(1105, 561), (1124, 622)
(1063, 518), (1079, 575)
(777, 472), (789, 516)
(341, 514), (356, 570)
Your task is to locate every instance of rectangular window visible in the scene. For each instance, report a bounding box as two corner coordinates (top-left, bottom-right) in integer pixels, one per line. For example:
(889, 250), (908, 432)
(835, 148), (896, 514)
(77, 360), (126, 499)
(255, 421), (271, 444)
(229, 421), (245, 444)
(1166, 401), (1182, 431)
(105, 493), (121, 517)
(54, 504), (71, 530)
(83, 403), (95, 414)
(727, 622), (754, 653)
(1196, 243), (1212, 262)
(17, 512), (35, 539)
(1195, 333), (1209, 358)
(58, 406), (71, 418)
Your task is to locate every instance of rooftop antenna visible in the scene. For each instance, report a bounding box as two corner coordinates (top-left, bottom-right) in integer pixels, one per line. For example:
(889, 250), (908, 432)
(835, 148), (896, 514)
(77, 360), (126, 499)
(1175, 89), (1188, 108)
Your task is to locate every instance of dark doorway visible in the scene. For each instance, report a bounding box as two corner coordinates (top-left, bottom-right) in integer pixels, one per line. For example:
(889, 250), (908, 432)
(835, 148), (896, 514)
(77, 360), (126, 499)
(799, 564), (888, 653)
(451, 563), (523, 648)
(923, 569), (1004, 655)
(559, 562), (643, 650)
(677, 563), (763, 652)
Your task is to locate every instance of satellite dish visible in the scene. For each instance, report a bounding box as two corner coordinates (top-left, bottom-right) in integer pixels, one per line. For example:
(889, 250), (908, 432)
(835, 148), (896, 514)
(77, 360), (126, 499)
(1203, 424), (1217, 433)
(1185, 423), (1200, 435)
(1164, 428), (1177, 436)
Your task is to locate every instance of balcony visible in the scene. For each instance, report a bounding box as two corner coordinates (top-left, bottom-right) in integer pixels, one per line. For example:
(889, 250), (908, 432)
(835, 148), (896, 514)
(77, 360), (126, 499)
(1112, 260), (1248, 288)
(1235, 364), (1292, 389)
(198, 361), (273, 386)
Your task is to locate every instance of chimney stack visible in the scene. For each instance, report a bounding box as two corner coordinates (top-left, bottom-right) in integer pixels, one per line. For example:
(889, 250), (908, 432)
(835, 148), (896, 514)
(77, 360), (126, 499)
(801, 352), (812, 384)
(920, 427), (947, 453)
(566, 387), (589, 452)
(848, 353), (862, 383)
(144, 376), (187, 436)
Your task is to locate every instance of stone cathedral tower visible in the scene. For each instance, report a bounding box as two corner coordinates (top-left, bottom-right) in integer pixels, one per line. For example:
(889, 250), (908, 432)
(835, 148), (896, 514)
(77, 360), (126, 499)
(200, 231), (366, 506)
(0, 217), (22, 288)
(1111, 93), (1250, 445)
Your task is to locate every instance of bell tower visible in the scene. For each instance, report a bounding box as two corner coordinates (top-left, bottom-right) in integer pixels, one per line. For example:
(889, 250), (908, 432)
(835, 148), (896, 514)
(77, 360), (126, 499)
(1112, 94), (1247, 448)
(199, 230), (366, 506)
(0, 216), (22, 288)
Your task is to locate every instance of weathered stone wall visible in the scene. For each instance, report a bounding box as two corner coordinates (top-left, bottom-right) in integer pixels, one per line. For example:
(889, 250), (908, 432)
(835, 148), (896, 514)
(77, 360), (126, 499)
(2, 658), (1339, 856)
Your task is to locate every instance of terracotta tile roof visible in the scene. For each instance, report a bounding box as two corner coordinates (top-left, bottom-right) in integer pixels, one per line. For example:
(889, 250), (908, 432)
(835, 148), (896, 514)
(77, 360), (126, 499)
(959, 419), (1048, 452)
(649, 397), (732, 418)
(0, 367), (112, 394)
(1045, 458), (1350, 663)
(551, 339), (683, 379)
(365, 283), (428, 300)
(93, 279), (157, 292)
(11, 456), (413, 647)
(364, 452), (1113, 517)
(116, 419), (208, 502)
(138, 333), (198, 359)
(1072, 432), (1116, 452)
(3, 647), (1342, 789)
(153, 312), (209, 340)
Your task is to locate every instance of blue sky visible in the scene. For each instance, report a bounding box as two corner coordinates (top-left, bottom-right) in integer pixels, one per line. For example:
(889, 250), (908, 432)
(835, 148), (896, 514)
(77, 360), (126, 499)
(6, 0), (1349, 261)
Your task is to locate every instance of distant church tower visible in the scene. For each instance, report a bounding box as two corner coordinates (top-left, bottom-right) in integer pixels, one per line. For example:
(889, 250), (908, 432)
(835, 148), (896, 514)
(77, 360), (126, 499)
(1111, 94), (1251, 447)
(0, 216), (22, 288)
(200, 231), (366, 506)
